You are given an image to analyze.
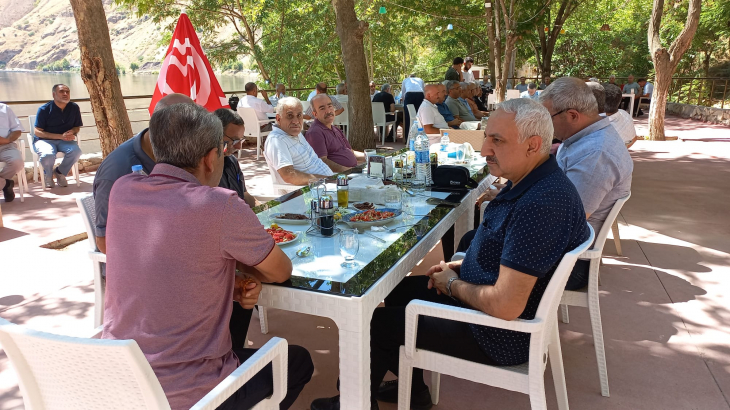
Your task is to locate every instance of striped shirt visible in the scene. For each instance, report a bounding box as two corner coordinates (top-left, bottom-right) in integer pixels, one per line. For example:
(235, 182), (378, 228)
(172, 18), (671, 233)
(264, 125), (333, 184)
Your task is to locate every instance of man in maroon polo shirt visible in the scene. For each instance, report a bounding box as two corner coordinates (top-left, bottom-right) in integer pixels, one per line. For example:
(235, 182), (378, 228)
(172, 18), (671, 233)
(305, 93), (365, 172)
(103, 103), (313, 410)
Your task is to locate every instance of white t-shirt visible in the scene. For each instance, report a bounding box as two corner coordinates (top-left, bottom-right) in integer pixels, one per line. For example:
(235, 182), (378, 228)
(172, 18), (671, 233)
(609, 109), (636, 144)
(239, 95), (274, 121)
(263, 126), (334, 184)
(0, 103), (23, 138)
(417, 100), (448, 130)
(400, 77), (425, 101)
(462, 71), (476, 83)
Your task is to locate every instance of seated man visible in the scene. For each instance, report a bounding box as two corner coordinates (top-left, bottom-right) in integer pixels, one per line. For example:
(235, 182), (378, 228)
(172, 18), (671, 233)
(635, 78), (652, 116)
(33, 84), (83, 188)
(514, 76), (528, 93)
(213, 108), (258, 209)
(0, 102), (23, 202)
(603, 83), (637, 147)
(311, 98), (590, 410)
(472, 83), (489, 112)
(464, 82), (488, 119)
(305, 94), (364, 172)
(417, 84), (451, 137)
(539, 76), (551, 90)
(586, 81), (606, 116)
(269, 83), (288, 107)
(444, 81), (478, 122)
(265, 97), (334, 185)
(520, 83), (539, 101)
(372, 83), (404, 140)
(369, 81), (378, 100)
(239, 82), (274, 124)
(102, 103), (313, 410)
(435, 84), (464, 129)
(305, 82), (344, 120)
(621, 74), (640, 110)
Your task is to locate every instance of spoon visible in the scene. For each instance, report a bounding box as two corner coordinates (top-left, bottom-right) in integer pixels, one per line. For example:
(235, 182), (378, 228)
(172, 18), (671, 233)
(295, 246), (312, 257)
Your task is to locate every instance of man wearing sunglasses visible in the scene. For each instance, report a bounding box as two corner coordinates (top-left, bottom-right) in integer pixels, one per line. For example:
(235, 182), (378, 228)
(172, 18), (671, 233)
(213, 108), (257, 209)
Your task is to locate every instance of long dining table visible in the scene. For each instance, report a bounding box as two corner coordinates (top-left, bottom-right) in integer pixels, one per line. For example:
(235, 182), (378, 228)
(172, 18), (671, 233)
(253, 153), (496, 410)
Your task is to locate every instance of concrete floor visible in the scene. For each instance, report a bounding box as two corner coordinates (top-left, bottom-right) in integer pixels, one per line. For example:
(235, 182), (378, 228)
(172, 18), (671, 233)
(1, 115), (730, 409)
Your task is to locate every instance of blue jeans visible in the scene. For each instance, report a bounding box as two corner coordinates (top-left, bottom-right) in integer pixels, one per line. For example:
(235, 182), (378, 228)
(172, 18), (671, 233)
(33, 139), (83, 177)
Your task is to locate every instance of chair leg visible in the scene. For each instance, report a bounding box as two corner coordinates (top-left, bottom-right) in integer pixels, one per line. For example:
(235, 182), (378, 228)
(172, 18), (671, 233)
(548, 322), (570, 410)
(430, 371), (441, 405)
(259, 306), (269, 334)
(256, 136), (261, 160)
(398, 346), (414, 410)
(381, 126), (386, 146)
(16, 171), (24, 202)
(93, 263), (105, 328)
(73, 163), (80, 186)
(611, 220), (622, 256)
(588, 257), (610, 397)
(560, 304), (569, 324)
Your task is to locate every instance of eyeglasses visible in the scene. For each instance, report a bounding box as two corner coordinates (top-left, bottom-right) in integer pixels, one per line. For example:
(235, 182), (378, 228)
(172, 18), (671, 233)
(550, 108), (575, 118)
(223, 137), (243, 153)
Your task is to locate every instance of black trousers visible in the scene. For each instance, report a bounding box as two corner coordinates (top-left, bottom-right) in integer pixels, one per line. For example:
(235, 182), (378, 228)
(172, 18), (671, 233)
(403, 92), (425, 132)
(216, 345), (314, 410)
(369, 276), (496, 404)
(453, 229), (590, 290)
(229, 302), (253, 350)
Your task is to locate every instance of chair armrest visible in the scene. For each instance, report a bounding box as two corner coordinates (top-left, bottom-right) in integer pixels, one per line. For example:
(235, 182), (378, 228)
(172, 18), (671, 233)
(88, 251), (106, 264)
(451, 252), (466, 262)
(579, 249), (602, 260)
(190, 337), (288, 410)
(403, 300), (543, 358)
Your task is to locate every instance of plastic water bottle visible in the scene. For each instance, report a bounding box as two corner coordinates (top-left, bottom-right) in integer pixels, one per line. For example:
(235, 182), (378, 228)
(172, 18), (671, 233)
(414, 127), (431, 191)
(408, 119), (419, 151)
(131, 165), (147, 176)
(440, 133), (450, 151)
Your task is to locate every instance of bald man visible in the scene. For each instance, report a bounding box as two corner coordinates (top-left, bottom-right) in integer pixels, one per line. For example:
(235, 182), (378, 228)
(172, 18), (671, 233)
(93, 93), (195, 254)
(416, 84), (450, 139)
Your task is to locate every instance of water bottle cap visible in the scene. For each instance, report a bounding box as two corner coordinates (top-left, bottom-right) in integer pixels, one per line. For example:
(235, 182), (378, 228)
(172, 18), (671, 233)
(417, 128), (424, 131)
(443, 132), (449, 137)
(131, 165), (143, 172)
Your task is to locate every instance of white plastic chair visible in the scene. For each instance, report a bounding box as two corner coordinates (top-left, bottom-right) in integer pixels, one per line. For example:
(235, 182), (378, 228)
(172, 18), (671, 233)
(300, 100), (310, 115)
(0, 317), (288, 410)
(398, 226), (595, 410)
(27, 116), (81, 187)
(76, 194), (107, 328)
(559, 193), (630, 398)
(506, 89), (521, 100)
(334, 104), (349, 140)
(407, 104), (417, 122)
(611, 220), (623, 256)
(236, 107), (273, 161)
(372, 102), (395, 145)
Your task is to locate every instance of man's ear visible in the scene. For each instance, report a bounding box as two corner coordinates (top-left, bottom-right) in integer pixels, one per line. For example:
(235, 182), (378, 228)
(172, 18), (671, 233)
(527, 135), (543, 155)
(203, 147), (219, 174)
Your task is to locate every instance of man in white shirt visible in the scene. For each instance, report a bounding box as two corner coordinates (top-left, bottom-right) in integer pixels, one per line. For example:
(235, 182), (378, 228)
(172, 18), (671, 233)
(462, 57), (476, 83)
(304, 83), (344, 120)
(604, 83), (637, 147)
(239, 82), (274, 122)
(264, 97), (334, 185)
(400, 73), (425, 130)
(0, 103), (23, 202)
(636, 78), (653, 116)
(417, 84), (450, 143)
(369, 81), (378, 100)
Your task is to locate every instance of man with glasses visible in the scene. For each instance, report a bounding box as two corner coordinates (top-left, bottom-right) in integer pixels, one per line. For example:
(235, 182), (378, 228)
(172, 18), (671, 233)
(213, 108), (257, 208)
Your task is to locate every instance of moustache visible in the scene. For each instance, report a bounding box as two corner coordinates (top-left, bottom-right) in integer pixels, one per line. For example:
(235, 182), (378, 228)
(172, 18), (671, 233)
(325, 113), (334, 118)
(485, 155), (498, 164)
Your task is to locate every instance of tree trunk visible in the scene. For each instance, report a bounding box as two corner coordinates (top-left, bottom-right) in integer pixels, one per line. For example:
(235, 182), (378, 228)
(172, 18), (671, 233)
(498, 34), (517, 101)
(331, 0), (374, 151)
(648, 0), (701, 141)
(485, 2), (499, 85)
(69, 0), (133, 158)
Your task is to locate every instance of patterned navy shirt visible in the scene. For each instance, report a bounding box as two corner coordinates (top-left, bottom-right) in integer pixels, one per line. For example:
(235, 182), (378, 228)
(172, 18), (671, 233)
(460, 155), (589, 366)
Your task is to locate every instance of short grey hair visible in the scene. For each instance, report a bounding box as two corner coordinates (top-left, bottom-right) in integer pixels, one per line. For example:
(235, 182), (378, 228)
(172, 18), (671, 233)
(275, 96), (302, 116)
(445, 80), (460, 91)
(380, 83), (390, 92)
(149, 103), (223, 169)
(336, 82), (346, 94)
(539, 77), (598, 115)
(496, 98), (554, 155)
(586, 82), (606, 114)
(459, 82), (469, 89)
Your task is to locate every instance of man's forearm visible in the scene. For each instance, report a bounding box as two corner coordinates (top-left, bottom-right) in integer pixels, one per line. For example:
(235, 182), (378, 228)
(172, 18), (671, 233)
(4, 131), (21, 143)
(34, 128), (62, 140)
(279, 168), (327, 186)
(321, 157), (350, 173)
(450, 280), (506, 318)
(423, 124), (440, 134)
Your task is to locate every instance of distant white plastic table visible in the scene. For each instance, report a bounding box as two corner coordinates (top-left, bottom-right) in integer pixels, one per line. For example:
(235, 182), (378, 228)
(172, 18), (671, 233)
(254, 157), (496, 409)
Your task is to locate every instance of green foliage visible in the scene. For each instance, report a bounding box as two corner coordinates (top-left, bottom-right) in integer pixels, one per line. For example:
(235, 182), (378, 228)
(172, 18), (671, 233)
(39, 58), (71, 72)
(115, 62), (126, 75)
(28, 31), (34, 37)
(0, 61), (6, 69)
(130, 62), (139, 72)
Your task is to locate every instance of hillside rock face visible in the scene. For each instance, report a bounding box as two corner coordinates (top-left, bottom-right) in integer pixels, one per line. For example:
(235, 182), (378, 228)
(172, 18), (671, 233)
(0, 0), (165, 70)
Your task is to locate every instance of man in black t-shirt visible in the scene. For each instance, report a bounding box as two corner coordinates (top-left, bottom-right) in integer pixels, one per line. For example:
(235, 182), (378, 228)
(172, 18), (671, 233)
(213, 108), (257, 209)
(372, 84), (402, 141)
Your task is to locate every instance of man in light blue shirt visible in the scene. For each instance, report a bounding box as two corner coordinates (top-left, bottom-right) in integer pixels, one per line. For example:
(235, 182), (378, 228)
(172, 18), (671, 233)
(400, 73), (425, 131)
(269, 83), (288, 107)
(520, 83), (540, 101)
(540, 77), (633, 238)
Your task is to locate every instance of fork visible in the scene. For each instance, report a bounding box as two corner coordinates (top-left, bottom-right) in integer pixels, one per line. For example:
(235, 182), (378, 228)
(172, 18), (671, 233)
(385, 225), (414, 232)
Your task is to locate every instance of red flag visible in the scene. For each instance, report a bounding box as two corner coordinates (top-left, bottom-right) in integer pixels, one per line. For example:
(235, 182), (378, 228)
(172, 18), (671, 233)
(149, 13), (228, 115)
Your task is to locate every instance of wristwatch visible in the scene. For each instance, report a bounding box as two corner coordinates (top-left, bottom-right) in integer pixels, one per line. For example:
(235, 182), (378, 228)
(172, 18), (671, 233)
(446, 277), (460, 298)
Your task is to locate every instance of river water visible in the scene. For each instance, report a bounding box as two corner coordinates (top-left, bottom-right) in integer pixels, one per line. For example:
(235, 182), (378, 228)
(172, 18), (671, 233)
(0, 71), (255, 102)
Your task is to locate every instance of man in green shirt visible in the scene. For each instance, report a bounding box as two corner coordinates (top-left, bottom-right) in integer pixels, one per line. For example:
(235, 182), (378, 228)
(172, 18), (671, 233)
(444, 57), (464, 81)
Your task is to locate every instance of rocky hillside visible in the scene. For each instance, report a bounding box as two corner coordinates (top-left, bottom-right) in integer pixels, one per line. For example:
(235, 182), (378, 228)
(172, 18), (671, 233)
(0, 0), (166, 71)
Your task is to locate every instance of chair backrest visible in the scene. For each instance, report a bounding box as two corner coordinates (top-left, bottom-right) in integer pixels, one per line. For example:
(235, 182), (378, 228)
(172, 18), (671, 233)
(334, 103), (349, 127)
(592, 193), (631, 253)
(0, 317), (171, 410)
(407, 104), (416, 120)
(76, 194), (99, 252)
(261, 142), (286, 185)
(439, 129), (484, 148)
(300, 100), (310, 114)
(19, 139), (27, 161)
(487, 94), (495, 105)
(28, 116), (36, 139)
(505, 90), (520, 100)
(371, 102), (387, 124)
(236, 107), (263, 137)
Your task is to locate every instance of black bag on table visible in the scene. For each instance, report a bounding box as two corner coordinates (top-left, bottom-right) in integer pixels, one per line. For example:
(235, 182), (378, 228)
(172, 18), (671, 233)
(432, 165), (478, 190)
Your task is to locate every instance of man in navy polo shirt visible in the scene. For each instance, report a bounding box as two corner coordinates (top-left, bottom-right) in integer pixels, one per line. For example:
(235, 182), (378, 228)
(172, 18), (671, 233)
(33, 84), (83, 188)
(311, 99), (590, 410)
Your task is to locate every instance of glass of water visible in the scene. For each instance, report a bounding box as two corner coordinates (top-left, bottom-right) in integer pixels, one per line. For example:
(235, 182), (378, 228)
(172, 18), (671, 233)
(339, 229), (360, 268)
(414, 218), (429, 239)
(385, 189), (402, 210)
(456, 145), (466, 163)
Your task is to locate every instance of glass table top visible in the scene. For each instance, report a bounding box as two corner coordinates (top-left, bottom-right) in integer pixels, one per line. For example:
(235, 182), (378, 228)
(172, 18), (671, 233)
(253, 154), (490, 297)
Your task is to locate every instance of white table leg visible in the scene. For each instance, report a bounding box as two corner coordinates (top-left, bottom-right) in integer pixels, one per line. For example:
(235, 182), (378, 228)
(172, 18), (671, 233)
(338, 326), (372, 410)
(629, 95), (634, 117)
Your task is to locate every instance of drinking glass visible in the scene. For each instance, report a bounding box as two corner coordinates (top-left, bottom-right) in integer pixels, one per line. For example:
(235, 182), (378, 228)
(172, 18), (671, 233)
(456, 145), (466, 163)
(364, 149), (377, 162)
(385, 190), (402, 210)
(414, 218), (429, 239)
(339, 229), (360, 268)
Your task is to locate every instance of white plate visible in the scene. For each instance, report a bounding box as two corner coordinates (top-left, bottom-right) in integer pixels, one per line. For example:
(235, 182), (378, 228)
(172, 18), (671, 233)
(271, 231), (302, 247)
(270, 213), (311, 225)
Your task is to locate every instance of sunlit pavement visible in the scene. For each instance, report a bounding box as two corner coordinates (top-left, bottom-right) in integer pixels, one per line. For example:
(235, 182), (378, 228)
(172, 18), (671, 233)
(2, 117), (730, 409)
